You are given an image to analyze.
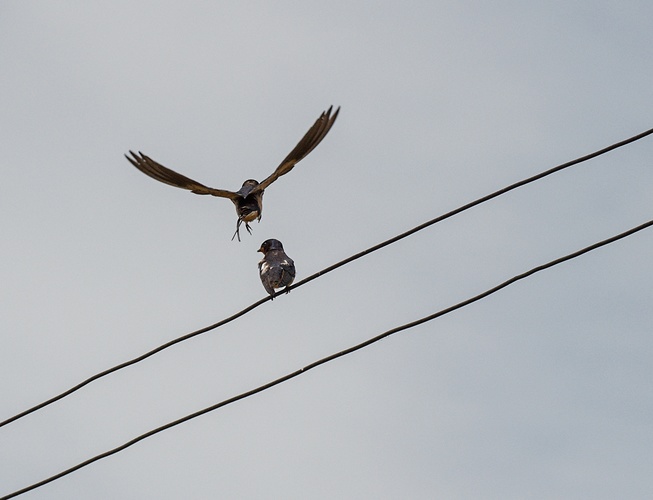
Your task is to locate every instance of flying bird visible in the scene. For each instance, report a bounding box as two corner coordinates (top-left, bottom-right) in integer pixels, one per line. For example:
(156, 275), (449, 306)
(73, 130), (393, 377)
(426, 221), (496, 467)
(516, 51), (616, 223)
(258, 239), (296, 299)
(125, 106), (340, 241)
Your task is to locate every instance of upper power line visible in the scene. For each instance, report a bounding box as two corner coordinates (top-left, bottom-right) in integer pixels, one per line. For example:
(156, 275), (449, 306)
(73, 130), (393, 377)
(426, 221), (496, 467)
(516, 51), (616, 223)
(2, 125), (652, 430)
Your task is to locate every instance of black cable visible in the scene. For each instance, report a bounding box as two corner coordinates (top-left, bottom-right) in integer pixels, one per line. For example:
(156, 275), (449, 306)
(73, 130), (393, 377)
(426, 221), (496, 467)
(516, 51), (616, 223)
(2, 125), (652, 429)
(3, 217), (651, 500)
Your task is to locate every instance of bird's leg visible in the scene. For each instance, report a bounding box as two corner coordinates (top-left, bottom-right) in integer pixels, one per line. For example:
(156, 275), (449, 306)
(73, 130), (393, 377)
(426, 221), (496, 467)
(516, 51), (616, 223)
(231, 219), (254, 241)
(231, 219), (242, 242)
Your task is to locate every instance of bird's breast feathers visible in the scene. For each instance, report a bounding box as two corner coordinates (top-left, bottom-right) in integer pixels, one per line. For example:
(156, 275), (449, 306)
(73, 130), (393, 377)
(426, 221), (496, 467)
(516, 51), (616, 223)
(240, 210), (260, 222)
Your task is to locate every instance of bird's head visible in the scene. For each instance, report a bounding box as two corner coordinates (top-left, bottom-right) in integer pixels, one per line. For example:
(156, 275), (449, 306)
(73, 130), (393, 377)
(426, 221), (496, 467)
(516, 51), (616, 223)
(258, 239), (284, 254)
(238, 179), (260, 197)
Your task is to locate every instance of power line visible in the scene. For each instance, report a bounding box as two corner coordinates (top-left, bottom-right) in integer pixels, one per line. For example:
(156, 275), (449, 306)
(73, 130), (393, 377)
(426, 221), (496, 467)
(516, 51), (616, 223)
(1, 125), (652, 430)
(3, 217), (651, 500)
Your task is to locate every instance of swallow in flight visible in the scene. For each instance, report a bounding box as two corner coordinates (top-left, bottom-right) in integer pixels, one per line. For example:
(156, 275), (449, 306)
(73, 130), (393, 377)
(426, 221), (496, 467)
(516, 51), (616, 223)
(125, 106), (339, 241)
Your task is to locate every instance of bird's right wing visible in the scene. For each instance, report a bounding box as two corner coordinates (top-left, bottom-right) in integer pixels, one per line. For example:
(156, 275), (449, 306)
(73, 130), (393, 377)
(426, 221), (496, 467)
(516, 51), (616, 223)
(280, 257), (296, 280)
(125, 151), (239, 199)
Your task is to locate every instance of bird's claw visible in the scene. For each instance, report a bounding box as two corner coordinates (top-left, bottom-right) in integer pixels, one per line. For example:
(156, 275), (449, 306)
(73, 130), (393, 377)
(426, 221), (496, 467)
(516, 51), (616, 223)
(231, 219), (254, 242)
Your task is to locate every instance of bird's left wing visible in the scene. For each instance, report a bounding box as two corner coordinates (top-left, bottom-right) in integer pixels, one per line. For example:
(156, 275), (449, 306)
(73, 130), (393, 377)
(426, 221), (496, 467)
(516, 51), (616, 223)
(254, 106), (340, 192)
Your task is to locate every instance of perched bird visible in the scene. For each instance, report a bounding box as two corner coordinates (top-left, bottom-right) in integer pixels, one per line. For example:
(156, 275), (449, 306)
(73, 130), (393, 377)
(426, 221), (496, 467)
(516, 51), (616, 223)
(258, 239), (296, 299)
(125, 106), (340, 241)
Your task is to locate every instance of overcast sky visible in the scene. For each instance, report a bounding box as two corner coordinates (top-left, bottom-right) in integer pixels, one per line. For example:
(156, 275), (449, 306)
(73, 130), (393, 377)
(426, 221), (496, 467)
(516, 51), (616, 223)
(1, 1), (652, 498)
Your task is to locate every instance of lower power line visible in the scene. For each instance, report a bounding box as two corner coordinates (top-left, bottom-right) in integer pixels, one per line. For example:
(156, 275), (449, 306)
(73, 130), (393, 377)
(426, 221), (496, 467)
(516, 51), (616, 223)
(4, 217), (652, 500)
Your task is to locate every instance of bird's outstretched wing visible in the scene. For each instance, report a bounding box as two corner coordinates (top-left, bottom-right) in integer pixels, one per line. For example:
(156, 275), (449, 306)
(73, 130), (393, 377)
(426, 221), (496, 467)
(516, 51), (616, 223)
(254, 106), (340, 192)
(125, 151), (240, 199)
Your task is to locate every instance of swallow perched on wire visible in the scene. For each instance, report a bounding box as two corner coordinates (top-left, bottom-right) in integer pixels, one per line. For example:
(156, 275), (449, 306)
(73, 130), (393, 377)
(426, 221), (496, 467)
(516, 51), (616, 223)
(125, 106), (340, 241)
(258, 239), (296, 299)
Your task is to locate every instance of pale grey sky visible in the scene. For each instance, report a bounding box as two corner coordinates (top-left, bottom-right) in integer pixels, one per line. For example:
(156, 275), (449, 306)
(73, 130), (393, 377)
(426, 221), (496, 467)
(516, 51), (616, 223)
(1, 1), (652, 498)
